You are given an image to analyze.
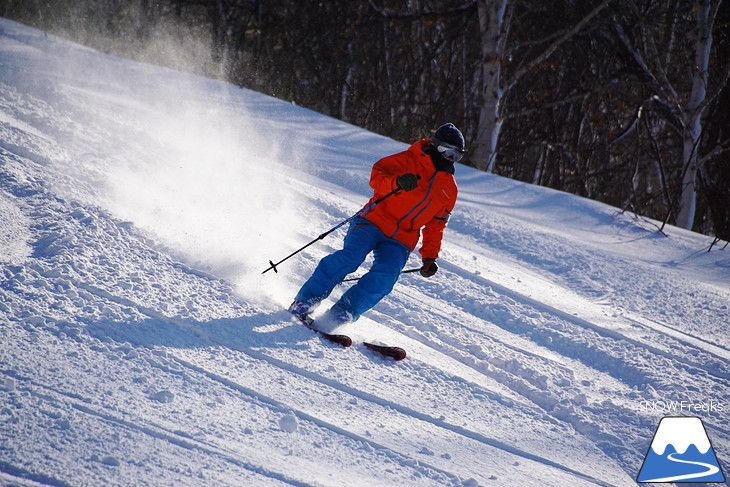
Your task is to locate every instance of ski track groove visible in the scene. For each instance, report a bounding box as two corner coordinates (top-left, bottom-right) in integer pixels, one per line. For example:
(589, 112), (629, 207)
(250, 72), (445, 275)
(370, 287), (639, 464)
(438, 260), (730, 381)
(376, 287), (574, 405)
(167, 355), (467, 486)
(384, 278), (645, 400)
(76, 280), (614, 487)
(623, 312), (730, 356)
(3, 370), (314, 487)
(0, 463), (71, 487)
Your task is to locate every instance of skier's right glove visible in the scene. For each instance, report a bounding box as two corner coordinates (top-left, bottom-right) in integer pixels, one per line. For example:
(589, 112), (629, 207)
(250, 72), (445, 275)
(420, 258), (438, 278)
(396, 173), (419, 192)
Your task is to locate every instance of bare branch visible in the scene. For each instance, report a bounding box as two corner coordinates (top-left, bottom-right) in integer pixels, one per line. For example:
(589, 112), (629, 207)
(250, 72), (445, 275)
(367, 0), (476, 20)
(612, 21), (683, 123)
(608, 96), (658, 145)
(504, 0), (613, 92)
(699, 140), (730, 166)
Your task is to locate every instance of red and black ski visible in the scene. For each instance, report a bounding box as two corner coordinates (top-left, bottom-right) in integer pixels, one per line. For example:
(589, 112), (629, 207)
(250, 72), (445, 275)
(294, 314), (353, 347)
(290, 312), (406, 360)
(363, 342), (407, 361)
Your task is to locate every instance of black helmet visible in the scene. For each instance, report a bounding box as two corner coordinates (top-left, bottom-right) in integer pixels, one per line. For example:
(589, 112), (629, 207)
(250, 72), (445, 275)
(432, 123), (464, 151)
(431, 123), (465, 162)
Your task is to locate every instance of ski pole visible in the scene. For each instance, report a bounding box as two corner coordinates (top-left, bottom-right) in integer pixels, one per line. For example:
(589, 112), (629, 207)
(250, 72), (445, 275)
(262, 187), (401, 274)
(340, 267), (421, 283)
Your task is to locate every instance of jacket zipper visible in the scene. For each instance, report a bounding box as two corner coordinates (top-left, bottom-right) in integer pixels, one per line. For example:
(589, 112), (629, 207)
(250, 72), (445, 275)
(391, 176), (436, 239)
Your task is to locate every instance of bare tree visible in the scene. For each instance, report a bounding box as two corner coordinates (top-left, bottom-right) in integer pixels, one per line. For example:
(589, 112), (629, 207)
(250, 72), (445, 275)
(474, 0), (510, 172)
(472, 0), (613, 172)
(613, 0), (729, 230)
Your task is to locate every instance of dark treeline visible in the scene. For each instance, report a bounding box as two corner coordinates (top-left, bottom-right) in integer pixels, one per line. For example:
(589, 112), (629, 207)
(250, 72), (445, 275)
(2, 0), (728, 241)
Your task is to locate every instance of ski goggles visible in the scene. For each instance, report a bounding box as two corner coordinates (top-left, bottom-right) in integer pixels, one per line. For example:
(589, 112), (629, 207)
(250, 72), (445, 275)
(436, 142), (465, 162)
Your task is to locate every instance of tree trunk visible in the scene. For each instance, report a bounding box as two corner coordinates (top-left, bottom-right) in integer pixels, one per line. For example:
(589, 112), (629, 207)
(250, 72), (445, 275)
(676, 0), (713, 229)
(473, 0), (508, 171)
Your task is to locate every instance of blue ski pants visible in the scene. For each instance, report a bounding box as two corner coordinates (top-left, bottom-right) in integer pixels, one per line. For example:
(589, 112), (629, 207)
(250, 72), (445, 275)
(294, 218), (410, 321)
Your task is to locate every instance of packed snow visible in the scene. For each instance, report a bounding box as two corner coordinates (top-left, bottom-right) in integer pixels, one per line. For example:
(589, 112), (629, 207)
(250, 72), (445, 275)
(1, 17), (728, 487)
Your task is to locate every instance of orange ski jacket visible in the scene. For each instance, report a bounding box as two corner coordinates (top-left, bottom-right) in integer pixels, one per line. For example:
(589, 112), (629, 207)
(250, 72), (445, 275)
(359, 139), (458, 260)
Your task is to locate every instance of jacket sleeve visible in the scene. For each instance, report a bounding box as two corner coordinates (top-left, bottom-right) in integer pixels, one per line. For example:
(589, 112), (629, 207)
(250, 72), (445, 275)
(370, 151), (412, 196)
(419, 207), (452, 261)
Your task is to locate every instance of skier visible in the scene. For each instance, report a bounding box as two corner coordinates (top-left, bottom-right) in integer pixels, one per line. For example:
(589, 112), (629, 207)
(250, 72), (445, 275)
(289, 123), (464, 330)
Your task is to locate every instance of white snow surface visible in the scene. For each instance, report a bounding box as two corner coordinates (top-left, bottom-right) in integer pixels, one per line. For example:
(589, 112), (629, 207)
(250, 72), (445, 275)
(1, 17), (728, 487)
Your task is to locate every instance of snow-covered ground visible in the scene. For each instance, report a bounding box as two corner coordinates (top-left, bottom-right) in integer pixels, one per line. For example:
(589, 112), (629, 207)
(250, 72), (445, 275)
(1, 17), (728, 487)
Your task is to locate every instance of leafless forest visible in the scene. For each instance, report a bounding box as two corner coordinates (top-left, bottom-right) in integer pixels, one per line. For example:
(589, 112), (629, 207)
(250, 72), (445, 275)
(2, 0), (728, 240)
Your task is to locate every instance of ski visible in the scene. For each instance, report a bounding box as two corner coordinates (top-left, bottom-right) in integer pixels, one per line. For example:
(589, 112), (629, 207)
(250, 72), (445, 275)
(363, 342), (407, 361)
(289, 310), (406, 360)
(292, 313), (353, 347)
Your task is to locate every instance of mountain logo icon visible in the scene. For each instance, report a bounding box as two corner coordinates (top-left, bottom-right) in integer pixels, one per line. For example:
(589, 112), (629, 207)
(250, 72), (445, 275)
(637, 416), (725, 483)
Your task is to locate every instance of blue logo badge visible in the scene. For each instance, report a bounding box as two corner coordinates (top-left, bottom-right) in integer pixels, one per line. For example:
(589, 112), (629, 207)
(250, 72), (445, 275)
(637, 416), (725, 483)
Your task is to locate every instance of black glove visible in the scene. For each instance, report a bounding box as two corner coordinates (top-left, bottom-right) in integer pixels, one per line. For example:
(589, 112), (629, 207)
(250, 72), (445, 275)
(420, 258), (438, 278)
(396, 173), (419, 192)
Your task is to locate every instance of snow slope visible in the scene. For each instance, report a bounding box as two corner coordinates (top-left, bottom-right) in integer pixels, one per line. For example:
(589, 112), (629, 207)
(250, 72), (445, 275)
(1, 17), (728, 487)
